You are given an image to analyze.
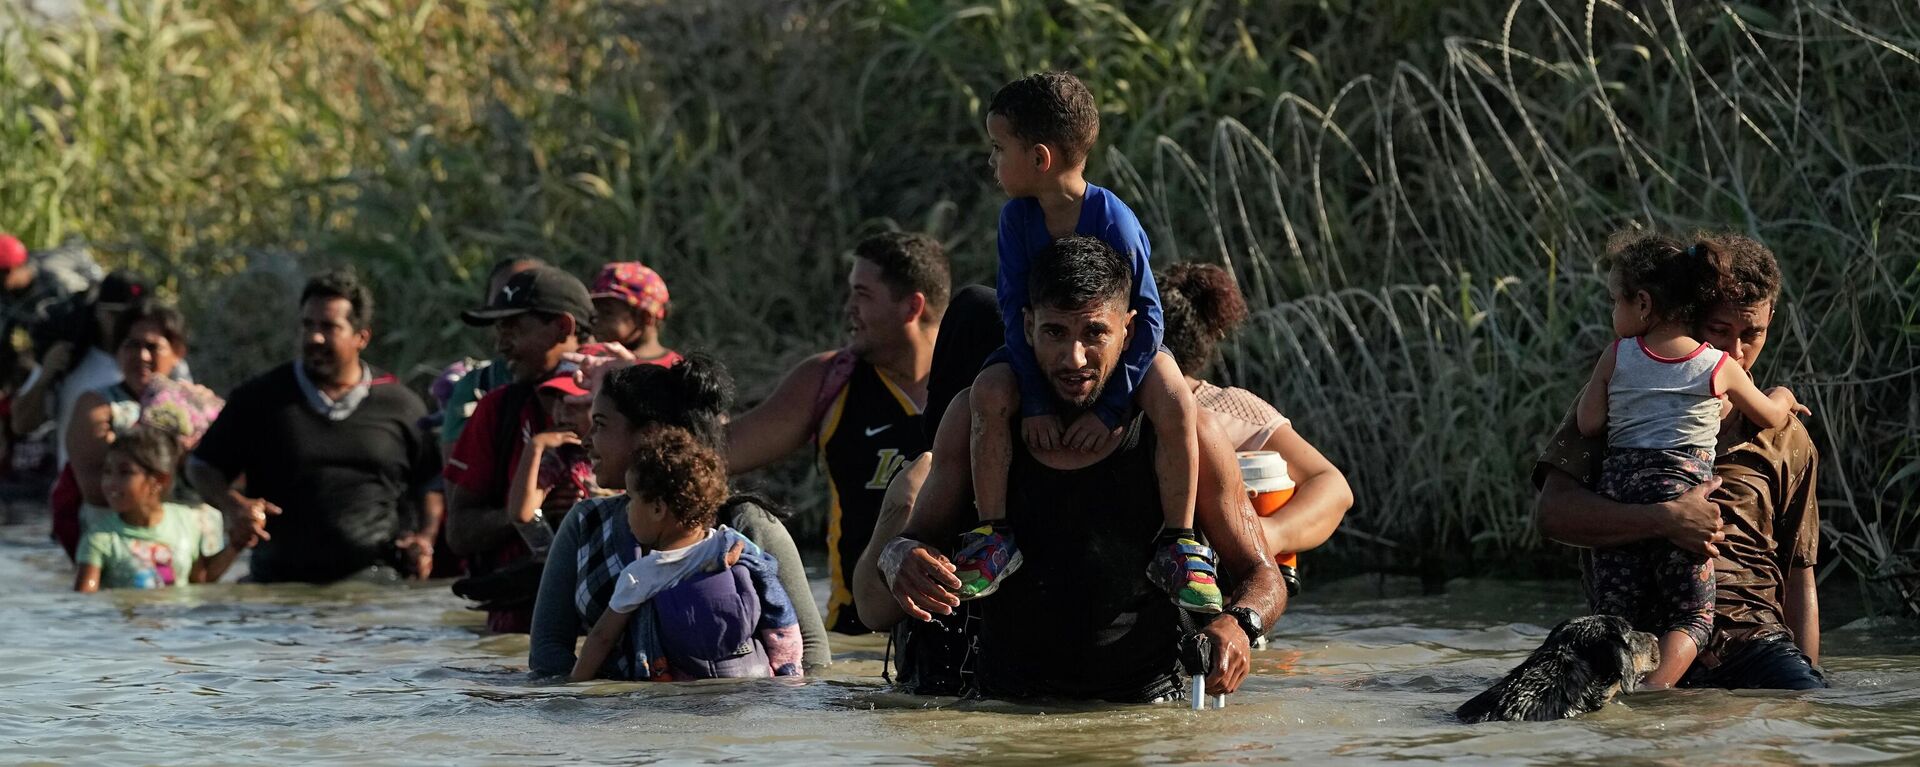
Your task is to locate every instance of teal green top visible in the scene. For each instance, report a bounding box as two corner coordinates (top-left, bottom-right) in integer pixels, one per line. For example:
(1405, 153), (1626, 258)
(439, 358), (514, 450)
(76, 503), (226, 589)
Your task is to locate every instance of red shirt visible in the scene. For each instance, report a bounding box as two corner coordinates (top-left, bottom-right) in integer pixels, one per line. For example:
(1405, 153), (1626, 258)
(446, 350), (682, 499)
(639, 349), (683, 368)
(444, 382), (548, 499)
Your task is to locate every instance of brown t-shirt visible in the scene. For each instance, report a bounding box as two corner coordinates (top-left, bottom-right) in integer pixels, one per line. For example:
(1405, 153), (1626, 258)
(1533, 409), (1820, 659)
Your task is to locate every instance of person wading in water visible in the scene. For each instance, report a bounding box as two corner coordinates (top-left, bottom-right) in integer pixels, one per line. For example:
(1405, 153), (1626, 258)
(881, 236), (1284, 702)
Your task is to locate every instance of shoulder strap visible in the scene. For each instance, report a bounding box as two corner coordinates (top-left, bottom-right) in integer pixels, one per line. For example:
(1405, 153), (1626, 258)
(806, 349), (858, 441)
(489, 380), (538, 483)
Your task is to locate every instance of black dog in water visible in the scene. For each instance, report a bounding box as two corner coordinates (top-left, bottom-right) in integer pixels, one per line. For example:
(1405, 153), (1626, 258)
(1455, 615), (1661, 723)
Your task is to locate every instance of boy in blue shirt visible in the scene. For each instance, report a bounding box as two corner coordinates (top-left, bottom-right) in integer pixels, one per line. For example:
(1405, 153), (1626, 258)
(952, 72), (1219, 614)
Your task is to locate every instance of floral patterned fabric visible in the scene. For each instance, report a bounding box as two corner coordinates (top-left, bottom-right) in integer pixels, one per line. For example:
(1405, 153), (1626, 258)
(1590, 446), (1717, 650)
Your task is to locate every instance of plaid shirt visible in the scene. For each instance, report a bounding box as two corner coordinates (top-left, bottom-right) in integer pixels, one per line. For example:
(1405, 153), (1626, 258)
(570, 496), (642, 678)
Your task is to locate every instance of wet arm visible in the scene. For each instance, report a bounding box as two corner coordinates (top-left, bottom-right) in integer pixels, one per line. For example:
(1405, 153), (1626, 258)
(1536, 467), (1725, 555)
(899, 401), (975, 546)
(445, 483), (513, 558)
(10, 365), (55, 436)
(725, 354), (830, 474)
(1195, 420), (1282, 696)
(192, 546), (241, 584)
(1196, 420), (1283, 626)
(1718, 363), (1796, 430)
(1256, 423), (1352, 553)
(504, 441), (551, 526)
(854, 453), (930, 631)
(186, 457), (242, 517)
(889, 400), (976, 620)
(529, 509), (588, 678)
(1786, 565), (1820, 664)
(413, 488), (444, 546)
(73, 564), (101, 593)
(409, 424), (444, 541)
(64, 392), (112, 505)
(570, 607), (632, 682)
(1575, 343), (1615, 439)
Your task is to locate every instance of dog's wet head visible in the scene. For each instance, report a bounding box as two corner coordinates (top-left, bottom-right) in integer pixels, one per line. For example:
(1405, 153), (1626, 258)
(1567, 615), (1660, 692)
(1621, 626), (1660, 685)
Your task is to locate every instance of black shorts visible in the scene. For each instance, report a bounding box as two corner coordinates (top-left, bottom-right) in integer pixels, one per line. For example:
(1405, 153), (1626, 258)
(1680, 634), (1828, 691)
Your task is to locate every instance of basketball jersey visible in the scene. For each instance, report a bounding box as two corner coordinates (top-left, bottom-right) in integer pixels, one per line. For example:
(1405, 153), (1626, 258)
(816, 356), (926, 634)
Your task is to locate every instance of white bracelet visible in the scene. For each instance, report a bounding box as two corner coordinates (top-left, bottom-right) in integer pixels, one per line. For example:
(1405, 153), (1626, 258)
(878, 536), (925, 589)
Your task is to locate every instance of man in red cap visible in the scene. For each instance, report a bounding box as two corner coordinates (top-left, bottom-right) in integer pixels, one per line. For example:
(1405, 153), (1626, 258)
(443, 265), (593, 632)
(588, 261), (680, 367)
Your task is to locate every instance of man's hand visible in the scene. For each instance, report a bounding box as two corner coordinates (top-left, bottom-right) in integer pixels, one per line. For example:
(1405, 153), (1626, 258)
(1020, 415), (1063, 453)
(1658, 476), (1725, 557)
(40, 341), (74, 377)
(889, 543), (962, 621)
(222, 492), (281, 549)
(1201, 613), (1252, 695)
(393, 532), (434, 580)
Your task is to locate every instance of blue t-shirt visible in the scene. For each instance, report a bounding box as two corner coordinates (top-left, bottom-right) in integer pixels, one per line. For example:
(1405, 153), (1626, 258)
(996, 182), (1162, 427)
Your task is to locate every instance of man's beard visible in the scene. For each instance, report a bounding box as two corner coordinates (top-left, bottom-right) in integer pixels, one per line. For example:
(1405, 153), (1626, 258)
(304, 346), (341, 378)
(1052, 370), (1109, 417)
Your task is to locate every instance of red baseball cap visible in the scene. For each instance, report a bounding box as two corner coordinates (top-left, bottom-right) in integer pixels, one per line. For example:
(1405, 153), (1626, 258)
(537, 373), (590, 398)
(0, 234), (26, 270)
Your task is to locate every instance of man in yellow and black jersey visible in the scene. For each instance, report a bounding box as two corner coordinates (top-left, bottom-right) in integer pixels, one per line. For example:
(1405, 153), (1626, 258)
(727, 232), (949, 635)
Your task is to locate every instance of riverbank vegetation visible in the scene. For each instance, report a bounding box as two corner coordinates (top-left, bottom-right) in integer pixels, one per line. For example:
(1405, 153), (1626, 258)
(2, 0), (1914, 604)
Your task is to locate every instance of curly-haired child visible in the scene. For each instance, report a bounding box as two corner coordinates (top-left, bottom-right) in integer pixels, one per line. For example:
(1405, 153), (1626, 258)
(570, 426), (802, 681)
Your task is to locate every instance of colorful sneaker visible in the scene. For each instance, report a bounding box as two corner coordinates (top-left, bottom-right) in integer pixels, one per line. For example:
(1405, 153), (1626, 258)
(951, 524), (1023, 600)
(1150, 538), (1224, 614)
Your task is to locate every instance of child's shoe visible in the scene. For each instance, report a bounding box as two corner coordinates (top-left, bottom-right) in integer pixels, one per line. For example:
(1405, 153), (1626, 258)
(1150, 536), (1224, 614)
(952, 523), (1022, 600)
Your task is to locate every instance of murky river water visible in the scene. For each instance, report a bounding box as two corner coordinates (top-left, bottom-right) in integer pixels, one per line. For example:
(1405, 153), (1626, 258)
(4, 524), (1918, 765)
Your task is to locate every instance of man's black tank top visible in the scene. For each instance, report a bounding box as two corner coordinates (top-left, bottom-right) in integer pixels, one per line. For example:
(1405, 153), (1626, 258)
(975, 413), (1184, 702)
(817, 357), (926, 634)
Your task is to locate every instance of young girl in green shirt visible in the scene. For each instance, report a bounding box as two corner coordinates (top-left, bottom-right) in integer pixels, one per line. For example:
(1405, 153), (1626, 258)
(74, 429), (236, 592)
